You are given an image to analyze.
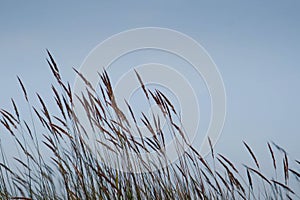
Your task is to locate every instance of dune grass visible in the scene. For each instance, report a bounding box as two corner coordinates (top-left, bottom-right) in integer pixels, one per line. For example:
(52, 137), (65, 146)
(0, 52), (299, 199)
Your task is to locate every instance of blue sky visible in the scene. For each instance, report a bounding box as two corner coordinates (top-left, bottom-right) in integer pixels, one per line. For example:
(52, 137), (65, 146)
(1, 1), (300, 172)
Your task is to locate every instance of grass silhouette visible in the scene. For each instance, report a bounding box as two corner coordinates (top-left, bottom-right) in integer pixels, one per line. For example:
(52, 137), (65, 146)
(0, 52), (299, 199)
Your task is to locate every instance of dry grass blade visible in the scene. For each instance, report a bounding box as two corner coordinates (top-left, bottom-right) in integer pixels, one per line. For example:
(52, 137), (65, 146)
(208, 137), (214, 159)
(243, 141), (260, 169)
(11, 197), (32, 200)
(17, 76), (28, 102)
(0, 118), (14, 135)
(23, 121), (33, 139)
(268, 142), (276, 170)
(283, 153), (289, 184)
(217, 157), (241, 191)
(271, 180), (294, 194)
(50, 123), (73, 139)
(125, 100), (136, 124)
(13, 158), (29, 170)
(141, 112), (156, 139)
(171, 122), (188, 144)
(156, 90), (176, 114)
(47, 58), (60, 82)
(218, 154), (238, 173)
(11, 98), (19, 122)
(33, 107), (47, 127)
(51, 85), (66, 120)
(73, 67), (95, 92)
(148, 90), (166, 115)
(134, 69), (149, 100)
(289, 169), (300, 179)
(37, 93), (51, 123)
(197, 156), (213, 176)
(246, 168), (252, 189)
(272, 141), (287, 154)
(0, 163), (15, 175)
(46, 49), (59, 72)
(97, 140), (117, 154)
(216, 171), (230, 191)
(247, 166), (271, 185)
(0, 110), (17, 129)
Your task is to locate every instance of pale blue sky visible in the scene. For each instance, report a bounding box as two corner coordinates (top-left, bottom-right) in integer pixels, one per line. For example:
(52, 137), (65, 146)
(1, 1), (300, 172)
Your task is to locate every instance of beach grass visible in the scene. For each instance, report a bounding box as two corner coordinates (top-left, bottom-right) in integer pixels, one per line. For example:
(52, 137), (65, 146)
(0, 52), (299, 199)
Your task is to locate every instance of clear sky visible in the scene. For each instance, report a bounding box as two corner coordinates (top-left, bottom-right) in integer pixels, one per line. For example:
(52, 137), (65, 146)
(0, 1), (300, 173)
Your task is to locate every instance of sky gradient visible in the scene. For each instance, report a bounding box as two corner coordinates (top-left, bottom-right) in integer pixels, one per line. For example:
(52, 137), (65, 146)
(1, 1), (300, 172)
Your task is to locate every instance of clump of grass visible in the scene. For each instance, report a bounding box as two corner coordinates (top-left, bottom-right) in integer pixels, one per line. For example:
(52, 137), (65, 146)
(0, 51), (299, 199)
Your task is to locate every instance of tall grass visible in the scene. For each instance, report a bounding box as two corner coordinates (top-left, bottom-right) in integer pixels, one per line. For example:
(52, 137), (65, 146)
(0, 51), (299, 199)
